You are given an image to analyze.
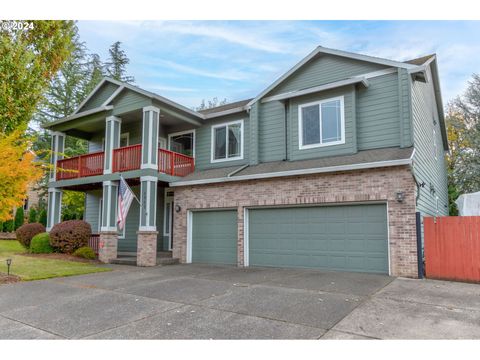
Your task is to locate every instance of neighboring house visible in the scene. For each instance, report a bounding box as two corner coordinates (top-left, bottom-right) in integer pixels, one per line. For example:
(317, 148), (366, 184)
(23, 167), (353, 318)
(43, 46), (448, 277)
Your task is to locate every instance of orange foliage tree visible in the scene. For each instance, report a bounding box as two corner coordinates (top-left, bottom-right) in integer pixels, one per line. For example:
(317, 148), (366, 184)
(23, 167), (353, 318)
(0, 131), (43, 222)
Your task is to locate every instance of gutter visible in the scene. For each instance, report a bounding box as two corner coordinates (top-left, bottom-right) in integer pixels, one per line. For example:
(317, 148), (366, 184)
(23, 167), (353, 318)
(170, 157), (413, 187)
(42, 105), (113, 129)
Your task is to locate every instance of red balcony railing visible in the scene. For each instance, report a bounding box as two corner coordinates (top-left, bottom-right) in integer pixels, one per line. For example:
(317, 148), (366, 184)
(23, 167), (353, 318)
(158, 148), (195, 177)
(56, 146), (194, 180)
(56, 151), (104, 180)
(113, 144), (142, 173)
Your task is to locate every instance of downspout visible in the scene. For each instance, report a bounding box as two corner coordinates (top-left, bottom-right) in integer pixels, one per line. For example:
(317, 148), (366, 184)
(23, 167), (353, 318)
(283, 100), (289, 161)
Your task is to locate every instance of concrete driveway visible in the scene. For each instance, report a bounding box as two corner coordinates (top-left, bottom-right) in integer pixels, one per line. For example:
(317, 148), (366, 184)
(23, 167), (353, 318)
(1, 264), (480, 339)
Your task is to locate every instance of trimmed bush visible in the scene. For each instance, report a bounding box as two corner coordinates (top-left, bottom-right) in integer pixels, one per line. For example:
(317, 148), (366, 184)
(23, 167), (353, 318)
(28, 208), (38, 223)
(4, 219), (14, 232)
(30, 232), (53, 254)
(50, 220), (91, 254)
(16, 223), (46, 248)
(14, 207), (25, 230)
(73, 246), (96, 260)
(38, 209), (47, 227)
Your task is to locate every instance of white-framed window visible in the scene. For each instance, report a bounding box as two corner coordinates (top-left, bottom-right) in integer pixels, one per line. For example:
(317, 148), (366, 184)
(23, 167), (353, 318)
(298, 96), (345, 149)
(102, 132), (129, 150)
(211, 120), (244, 163)
(168, 130), (195, 157)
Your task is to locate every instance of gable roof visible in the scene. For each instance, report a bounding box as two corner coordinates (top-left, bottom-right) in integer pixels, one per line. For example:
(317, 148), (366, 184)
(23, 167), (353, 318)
(198, 98), (252, 116)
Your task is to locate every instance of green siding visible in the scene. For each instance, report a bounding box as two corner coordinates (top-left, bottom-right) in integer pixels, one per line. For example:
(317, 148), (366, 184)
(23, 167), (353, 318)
(248, 204), (389, 274)
(411, 65), (449, 221)
(258, 101), (286, 162)
(80, 82), (119, 111)
(111, 89), (152, 116)
(357, 73), (401, 150)
(288, 87), (356, 161)
(267, 54), (387, 96)
(194, 113), (249, 170)
(192, 210), (237, 265)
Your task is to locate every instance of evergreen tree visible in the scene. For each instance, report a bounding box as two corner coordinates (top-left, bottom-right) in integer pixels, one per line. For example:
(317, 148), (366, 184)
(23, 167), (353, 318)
(105, 41), (134, 83)
(28, 208), (38, 223)
(38, 209), (47, 227)
(14, 207), (24, 230)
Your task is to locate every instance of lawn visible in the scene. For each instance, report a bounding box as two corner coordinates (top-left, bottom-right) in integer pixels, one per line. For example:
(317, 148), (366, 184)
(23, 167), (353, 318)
(0, 240), (111, 281)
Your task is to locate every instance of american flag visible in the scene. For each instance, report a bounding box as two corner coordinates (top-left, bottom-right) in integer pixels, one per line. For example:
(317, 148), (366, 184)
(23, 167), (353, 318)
(117, 176), (134, 230)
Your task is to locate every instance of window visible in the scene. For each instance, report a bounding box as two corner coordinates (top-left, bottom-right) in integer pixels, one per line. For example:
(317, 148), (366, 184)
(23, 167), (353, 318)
(102, 133), (129, 150)
(298, 96), (345, 149)
(211, 120), (243, 162)
(23, 197), (29, 211)
(168, 130), (195, 157)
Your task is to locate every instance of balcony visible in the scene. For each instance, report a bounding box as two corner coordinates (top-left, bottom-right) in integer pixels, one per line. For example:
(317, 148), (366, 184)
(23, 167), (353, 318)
(56, 146), (195, 180)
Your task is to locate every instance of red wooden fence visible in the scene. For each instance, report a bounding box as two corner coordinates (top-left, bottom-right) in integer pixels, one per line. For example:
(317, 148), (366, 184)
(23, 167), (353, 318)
(56, 151), (104, 180)
(424, 216), (480, 282)
(158, 148), (195, 177)
(113, 144), (142, 173)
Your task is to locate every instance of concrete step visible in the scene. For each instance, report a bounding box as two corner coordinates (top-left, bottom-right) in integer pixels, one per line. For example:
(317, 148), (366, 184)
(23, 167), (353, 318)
(110, 256), (137, 265)
(110, 254), (179, 266)
(157, 257), (180, 265)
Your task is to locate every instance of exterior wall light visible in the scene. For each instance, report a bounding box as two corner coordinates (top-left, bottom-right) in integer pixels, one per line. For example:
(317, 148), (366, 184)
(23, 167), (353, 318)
(175, 204), (181, 213)
(396, 191), (405, 203)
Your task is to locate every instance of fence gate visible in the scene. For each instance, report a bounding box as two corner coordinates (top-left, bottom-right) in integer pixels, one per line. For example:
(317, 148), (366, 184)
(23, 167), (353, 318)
(424, 216), (480, 282)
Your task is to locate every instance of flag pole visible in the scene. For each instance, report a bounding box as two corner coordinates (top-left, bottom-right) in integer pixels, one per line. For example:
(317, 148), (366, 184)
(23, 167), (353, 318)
(119, 173), (145, 211)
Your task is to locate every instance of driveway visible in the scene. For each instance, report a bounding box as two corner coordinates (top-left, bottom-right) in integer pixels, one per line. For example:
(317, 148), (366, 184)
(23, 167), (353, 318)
(1, 264), (480, 339)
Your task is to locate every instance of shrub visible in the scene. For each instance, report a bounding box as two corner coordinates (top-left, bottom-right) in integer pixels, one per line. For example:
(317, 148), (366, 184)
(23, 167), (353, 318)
(14, 207), (25, 230)
(16, 223), (46, 248)
(38, 209), (47, 227)
(50, 220), (91, 254)
(28, 208), (38, 223)
(0, 221), (3, 232)
(4, 219), (15, 233)
(73, 246), (96, 260)
(30, 232), (53, 253)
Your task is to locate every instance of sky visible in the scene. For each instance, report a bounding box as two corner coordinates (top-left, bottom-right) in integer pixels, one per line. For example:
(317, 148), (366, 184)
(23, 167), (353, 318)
(77, 20), (480, 109)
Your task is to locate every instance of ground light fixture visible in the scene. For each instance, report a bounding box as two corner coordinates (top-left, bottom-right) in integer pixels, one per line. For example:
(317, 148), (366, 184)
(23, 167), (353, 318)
(6, 258), (12, 276)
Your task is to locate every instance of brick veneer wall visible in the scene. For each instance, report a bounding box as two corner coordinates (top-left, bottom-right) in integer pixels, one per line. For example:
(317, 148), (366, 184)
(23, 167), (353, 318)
(172, 166), (418, 278)
(137, 231), (158, 266)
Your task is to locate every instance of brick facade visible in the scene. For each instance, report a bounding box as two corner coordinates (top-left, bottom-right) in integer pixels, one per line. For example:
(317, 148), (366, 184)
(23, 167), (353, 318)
(172, 166), (419, 278)
(98, 232), (118, 263)
(137, 231), (158, 266)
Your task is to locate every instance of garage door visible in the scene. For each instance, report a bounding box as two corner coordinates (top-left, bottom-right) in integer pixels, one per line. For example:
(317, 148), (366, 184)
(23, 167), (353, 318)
(192, 210), (237, 265)
(248, 204), (388, 274)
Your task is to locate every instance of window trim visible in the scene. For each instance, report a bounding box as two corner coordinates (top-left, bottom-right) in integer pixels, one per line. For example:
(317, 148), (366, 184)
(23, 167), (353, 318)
(102, 132), (129, 150)
(298, 96), (346, 150)
(167, 129), (196, 158)
(210, 119), (244, 163)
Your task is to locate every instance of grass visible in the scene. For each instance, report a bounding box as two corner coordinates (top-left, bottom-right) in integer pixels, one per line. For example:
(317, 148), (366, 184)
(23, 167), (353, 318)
(0, 240), (111, 281)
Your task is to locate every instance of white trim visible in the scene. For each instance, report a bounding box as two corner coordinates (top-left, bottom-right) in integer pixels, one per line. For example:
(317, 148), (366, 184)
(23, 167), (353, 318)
(247, 46), (415, 107)
(72, 79), (108, 114)
(203, 105), (249, 119)
(262, 78), (368, 103)
(146, 178), (151, 227)
(386, 201), (391, 276)
(102, 85), (125, 107)
(298, 96), (346, 150)
(141, 107), (160, 170)
(361, 67), (398, 79)
(141, 175), (158, 182)
(168, 129), (196, 158)
(170, 157), (413, 187)
(210, 119), (244, 163)
(186, 210), (193, 263)
(159, 137), (167, 150)
(143, 105), (160, 113)
(98, 198), (103, 233)
(139, 226), (157, 232)
(243, 208), (249, 267)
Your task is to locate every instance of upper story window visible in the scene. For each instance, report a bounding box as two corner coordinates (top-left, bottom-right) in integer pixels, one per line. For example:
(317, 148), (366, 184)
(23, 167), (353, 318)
(298, 96), (345, 150)
(168, 130), (195, 157)
(211, 120), (243, 162)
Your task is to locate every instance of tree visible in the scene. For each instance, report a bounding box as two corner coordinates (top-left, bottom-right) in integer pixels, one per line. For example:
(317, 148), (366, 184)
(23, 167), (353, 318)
(446, 74), (480, 198)
(28, 207), (38, 223)
(38, 208), (47, 227)
(0, 20), (76, 134)
(84, 53), (105, 94)
(0, 131), (43, 222)
(61, 190), (85, 221)
(195, 97), (228, 111)
(4, 219), (14, 232)
(105, 41), (134, 83)
(14, 207), (24, 230)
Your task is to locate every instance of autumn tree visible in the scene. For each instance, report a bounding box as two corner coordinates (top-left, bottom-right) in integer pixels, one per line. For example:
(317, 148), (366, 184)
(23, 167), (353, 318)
(0, 131), (42, 222)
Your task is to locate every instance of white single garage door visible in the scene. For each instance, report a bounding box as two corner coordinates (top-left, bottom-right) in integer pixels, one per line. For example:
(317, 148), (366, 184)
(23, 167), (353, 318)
(247, 204), (389, 274)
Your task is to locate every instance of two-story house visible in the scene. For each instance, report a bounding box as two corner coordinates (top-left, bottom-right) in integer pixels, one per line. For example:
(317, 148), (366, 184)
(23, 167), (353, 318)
(43, 46), (448, 278)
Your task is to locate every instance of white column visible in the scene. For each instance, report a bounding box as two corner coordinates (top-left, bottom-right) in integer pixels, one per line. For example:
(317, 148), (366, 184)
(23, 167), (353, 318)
(139, 175), (158, 231)
(103, 116), (122, 174)
(140, 106), (160, 170)
(46, 188), (62, 231)
(49, 131), (65, 182)
(100, 180), (119, 232)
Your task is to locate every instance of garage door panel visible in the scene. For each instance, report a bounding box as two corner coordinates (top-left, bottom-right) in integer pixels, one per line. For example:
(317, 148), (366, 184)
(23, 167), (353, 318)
(192, 210), (237, 265)
(249, 204), (388, 274)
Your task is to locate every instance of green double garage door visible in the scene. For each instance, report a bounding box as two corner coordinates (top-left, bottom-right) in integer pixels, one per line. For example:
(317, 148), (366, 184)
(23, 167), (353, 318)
(191, 204), (389, 274)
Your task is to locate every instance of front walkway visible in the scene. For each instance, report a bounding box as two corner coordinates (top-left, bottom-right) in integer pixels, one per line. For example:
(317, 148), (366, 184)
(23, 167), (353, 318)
(1, 264), (479, 339)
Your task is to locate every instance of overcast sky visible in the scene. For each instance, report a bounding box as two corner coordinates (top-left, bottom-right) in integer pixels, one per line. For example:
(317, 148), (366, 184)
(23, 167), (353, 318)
(78, 20), (480, 109)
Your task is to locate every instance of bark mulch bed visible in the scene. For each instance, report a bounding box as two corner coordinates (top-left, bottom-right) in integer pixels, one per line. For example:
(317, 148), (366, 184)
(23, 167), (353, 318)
(21, 253), (101, 264)
(0, 273), (21, 284)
